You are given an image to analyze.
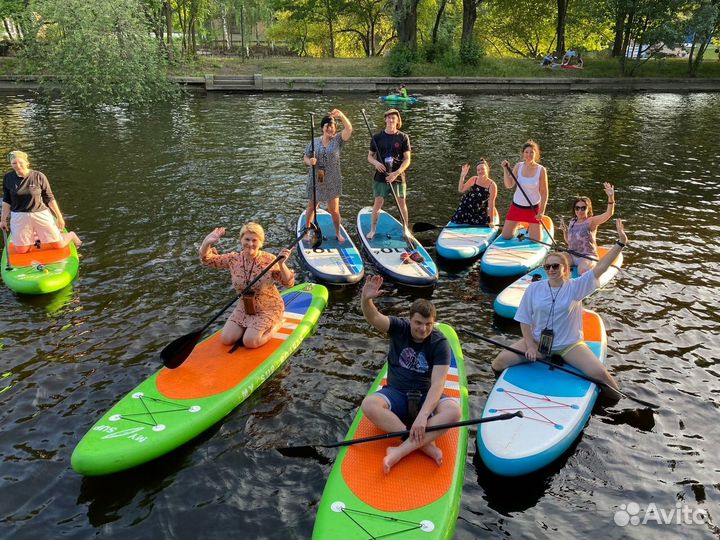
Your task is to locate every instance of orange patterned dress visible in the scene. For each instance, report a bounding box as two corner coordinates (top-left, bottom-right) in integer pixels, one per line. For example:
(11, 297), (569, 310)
(201, 249), (295, 332)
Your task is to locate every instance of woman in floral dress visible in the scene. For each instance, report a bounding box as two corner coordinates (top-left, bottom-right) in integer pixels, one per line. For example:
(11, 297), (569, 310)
(199, 222), (295, 348)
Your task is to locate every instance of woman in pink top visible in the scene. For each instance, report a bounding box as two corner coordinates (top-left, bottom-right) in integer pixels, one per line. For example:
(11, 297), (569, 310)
(560, 182), (616, 274)
(199, 222), (295, 348)
(499, 140), (549, 241)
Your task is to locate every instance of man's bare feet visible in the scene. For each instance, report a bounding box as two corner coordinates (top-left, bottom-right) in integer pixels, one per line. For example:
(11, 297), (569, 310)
(420, 442), (443, 466)
(383, 446), (404, 474)
(367, 230), (376, 240)
(336, 234), (345, 243)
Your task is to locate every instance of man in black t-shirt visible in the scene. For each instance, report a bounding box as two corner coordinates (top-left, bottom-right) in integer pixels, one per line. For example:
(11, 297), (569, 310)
(366, 109), (411, 240)
(360, 274), (461, 474)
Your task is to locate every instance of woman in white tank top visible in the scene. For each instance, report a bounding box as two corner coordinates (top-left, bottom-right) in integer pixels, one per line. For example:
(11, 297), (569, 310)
(499, 140), (549, 241)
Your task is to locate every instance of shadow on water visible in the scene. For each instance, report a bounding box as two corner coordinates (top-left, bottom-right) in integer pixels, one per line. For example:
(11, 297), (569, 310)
(11, 283), (76, 315)
(77, 421), (225, 527)
(473, 431), (586, 514)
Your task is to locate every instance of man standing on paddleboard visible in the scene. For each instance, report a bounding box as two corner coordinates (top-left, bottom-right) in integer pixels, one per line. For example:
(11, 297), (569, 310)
(366, 109), (412, 242)
(359, 274), (461, 473)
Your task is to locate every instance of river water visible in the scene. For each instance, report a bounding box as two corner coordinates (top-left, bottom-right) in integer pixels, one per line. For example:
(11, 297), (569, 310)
(0, 91), (718, 540)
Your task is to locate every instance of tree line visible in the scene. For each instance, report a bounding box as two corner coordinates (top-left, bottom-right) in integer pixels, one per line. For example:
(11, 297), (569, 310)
(0, 0), (717, 106)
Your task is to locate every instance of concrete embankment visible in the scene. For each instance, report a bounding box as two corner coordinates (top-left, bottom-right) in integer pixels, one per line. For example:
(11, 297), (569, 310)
(2, 74), (719, 93)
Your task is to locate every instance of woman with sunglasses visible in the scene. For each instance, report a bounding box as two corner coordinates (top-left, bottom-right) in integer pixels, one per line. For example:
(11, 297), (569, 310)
(449, 160), (497, 226)
(491, 219), (628, 398)
(559, 182), (615, 274)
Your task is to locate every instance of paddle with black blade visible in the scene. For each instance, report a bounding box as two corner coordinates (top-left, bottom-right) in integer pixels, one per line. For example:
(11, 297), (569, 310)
(277, 411), (522, 456)
(2, 228), (12, 271)
(516, 232), (624, 272)
(459, 328), (659, 409)
(503, 161), (556, 246)
(161, 228), (307, 369)
(308, 113), (323, 249)
(360, 108), (416, 254)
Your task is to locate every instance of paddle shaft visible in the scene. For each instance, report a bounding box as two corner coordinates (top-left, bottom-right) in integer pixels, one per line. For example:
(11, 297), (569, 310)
(308, 114), (321, 244)
(517, 233), (623, 272)
(503, 163), (556, 246)
(459, 328), (659, 409)
(297, 411), (522, 450)
(197, 229), (305, 335)
(2, 228), (11, 271)
(360, 108), (415, 251)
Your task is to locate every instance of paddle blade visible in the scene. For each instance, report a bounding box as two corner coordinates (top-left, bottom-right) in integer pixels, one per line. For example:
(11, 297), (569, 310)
(161, 330), (203, 369)
(411, 222), (441, 233)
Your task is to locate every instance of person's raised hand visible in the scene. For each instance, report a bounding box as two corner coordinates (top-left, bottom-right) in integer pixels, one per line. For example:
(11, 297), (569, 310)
(361, 274), (384, 300)
(205, 227), (225, 245)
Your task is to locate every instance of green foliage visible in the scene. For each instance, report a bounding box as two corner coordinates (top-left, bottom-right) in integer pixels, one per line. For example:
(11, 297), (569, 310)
(387, 42), (415, 76)
(18, 0), (177, 107)
(459, 39), (484, 65)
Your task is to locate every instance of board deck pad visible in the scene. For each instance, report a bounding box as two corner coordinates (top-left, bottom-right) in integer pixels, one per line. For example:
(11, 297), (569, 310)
(296, 209), (364, 284)
(356, 207), (437, 287)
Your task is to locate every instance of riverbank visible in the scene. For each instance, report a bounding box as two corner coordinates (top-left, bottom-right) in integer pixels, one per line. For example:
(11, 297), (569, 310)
(2, 73), (719, 94)
(2, 55), (720, 93)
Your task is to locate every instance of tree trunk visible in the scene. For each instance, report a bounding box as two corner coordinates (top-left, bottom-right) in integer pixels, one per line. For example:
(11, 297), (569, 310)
(461, 0), (480, 46)
(611, 4), (625, 57)
(164, 2), (173, 61)
(431, 0), (449, 44)
(395, 0), (419, 48)
(328, 17), (335, 57)
(556, 0), (569, 56)
(220, 4), (229, 51)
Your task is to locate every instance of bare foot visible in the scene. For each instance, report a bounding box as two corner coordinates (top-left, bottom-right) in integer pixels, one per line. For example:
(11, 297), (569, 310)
(383, 446), (403, 474)
(336, 234), (345, 244)
(367, 230), (376, 240)
(420, 442), (443, 466)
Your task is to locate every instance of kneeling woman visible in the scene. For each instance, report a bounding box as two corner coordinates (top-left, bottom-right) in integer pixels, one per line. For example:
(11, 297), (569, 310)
(199, 223), (295, 348)
(492, 219), (628, 398)
(1, 151), (82, 253)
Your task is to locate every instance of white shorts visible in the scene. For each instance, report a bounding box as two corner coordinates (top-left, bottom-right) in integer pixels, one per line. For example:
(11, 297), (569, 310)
(10, 209), (62, 246)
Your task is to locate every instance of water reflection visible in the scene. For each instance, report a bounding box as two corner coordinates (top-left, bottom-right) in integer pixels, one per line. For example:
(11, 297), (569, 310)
(0, 91), (718, 540)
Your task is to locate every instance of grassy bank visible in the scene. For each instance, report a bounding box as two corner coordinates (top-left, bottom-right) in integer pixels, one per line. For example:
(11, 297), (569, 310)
(3, 53), (720, 79)
(168, 54), (720, 79)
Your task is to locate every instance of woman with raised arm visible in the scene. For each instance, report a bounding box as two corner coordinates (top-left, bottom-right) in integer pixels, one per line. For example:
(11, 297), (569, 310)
(492, 219), (629, 398)
(199, 223), (295, 349)
(559, 182), (616, 274)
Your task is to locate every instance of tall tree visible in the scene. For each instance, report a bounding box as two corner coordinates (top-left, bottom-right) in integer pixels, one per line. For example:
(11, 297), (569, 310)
(19, 0), (176, 106)
(461, 0), (484, 47)
(344, 0), (395, 56)
(395, 0), (420, 48)
(556, 0), (569, 54)
(685, 0), (720, 76)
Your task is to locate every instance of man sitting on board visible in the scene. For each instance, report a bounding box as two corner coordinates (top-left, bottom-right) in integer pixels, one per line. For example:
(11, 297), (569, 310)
(360, 274), (461, 473)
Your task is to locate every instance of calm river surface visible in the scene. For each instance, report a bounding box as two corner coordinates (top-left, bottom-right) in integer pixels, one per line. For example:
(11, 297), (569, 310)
(0, 91), (718, 540)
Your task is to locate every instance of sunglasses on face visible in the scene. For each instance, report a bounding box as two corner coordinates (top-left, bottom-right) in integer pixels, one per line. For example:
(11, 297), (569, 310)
(543, 263), (562, 271)
(575, 205), (587, 211)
